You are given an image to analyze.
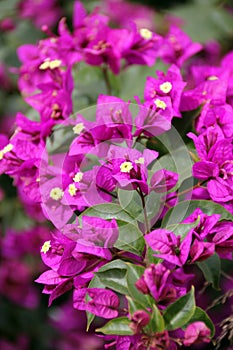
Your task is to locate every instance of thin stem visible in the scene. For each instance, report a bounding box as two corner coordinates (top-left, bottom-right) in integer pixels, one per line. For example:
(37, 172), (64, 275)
(164, 201), (172, 210)
(102, 66), (112, 95)
(113, 251), (145, 266)
(170, 338), (183, 346)
(132, 135), (148, 148)
(85, 259), (104, 273)
(178, 181), (206, 197)
(167, 181), (206, 202)
(98, 186), (117, 199)
(136, 187), (151, 266)
(188, 150), (199, 163)
(221, 270), (233, 282)
(205, 288), (233, 312)
(137, 187), (150, 234)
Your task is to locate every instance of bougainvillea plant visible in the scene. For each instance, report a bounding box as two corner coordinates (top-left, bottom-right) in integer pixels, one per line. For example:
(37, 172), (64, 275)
(1, 0), (233, 349)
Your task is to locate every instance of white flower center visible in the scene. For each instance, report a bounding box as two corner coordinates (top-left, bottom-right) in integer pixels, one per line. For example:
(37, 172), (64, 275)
(159, 81), (172, 94)
(140, 28), (153, 40)
(39, 59), (62, 70)
(0, 143), (13, 160)
(73, 172), (83, 182)
(41, 240), (51, 254)
(73, 123), (84, 135)
(68, 183), (77, 196)
(154, 99), (167, 110)
(207, 75), (218, 81)
(120, 161), (133, 173)
(50, 187), (64, 200)
(135, 157), (145, 164)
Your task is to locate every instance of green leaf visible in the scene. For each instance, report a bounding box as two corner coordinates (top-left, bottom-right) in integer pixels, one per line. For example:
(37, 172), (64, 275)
(126, 296), (146, 316)
(163, 286), (196, 330)
(164, 216), (200, 238)
(183, 307), (215, 337)
(96, 268), (128, 295)
(96, 317), (134, 335)
(162, 200), (233, 228)
(152, 130), (194, 183)
(126, 263), (152, 308)
(170, 0), (233, 43)
(72, 63), (106, 110)
(79, 203), (135, 224)
(139, 191), (162, 224)
(147, 304), (165, 333)
(114, 222), (145, 256)
(151, 150), (192, 187)
(147, 247), (162, 265)
(118, 189), (143, 221)
(86, 275), (105, 331)
(96, 259), (128, 272)
(86, 309), (95, 331)
(126, 298), (165, 333)
(119, 63), (168, 100)
(197, 253), (221, 290)
(118, 189), (162, 227)
(96, 260), (128, 295)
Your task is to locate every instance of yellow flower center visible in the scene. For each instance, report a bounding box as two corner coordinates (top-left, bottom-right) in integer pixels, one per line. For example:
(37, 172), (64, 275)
(73, 172), (83, 183)
(49, 60), (62, 69)
(39, 59), (62, 70)
(140, 28), (153, 40)
(207, 75), (218, 81)
(41, 240), (51, 254)
(93, 40), (109, 50)
(135, 157), (145, 164)
(154, 99), (167, 110)
(73, 123), (85, 135)
(0, 143), (13, 160)
(159, 81), (172, 94)
(3, 143), (13, 153)
(68, 183), (77, 196)
(49, 187), (64, 200)
(120, 161), (133, 173)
